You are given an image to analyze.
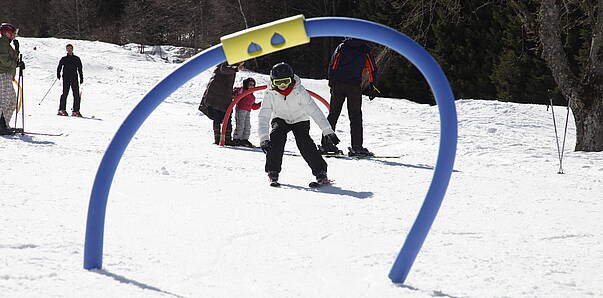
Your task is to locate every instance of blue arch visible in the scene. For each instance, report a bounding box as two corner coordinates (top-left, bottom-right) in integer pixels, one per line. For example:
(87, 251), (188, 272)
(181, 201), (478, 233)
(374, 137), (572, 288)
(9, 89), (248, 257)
(84, 17), (457, 285)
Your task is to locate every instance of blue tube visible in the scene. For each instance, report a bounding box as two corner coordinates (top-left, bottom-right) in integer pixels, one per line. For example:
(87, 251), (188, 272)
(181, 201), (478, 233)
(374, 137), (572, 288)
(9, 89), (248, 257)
(84, 17), (457, 285)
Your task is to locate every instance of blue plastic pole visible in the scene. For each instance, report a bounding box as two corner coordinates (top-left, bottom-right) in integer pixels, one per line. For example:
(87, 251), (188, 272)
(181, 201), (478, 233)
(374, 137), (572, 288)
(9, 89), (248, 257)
(84, 17), (457, 285)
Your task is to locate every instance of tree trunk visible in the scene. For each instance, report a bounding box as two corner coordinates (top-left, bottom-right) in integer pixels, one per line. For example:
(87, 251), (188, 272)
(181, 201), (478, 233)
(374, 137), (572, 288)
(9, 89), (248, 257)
(573, 98), (603, 151)
(538, 0), (603, 151)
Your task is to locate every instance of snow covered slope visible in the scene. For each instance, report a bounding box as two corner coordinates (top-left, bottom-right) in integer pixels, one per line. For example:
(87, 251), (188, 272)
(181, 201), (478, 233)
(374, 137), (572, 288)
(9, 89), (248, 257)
(1, 37), (602, 297)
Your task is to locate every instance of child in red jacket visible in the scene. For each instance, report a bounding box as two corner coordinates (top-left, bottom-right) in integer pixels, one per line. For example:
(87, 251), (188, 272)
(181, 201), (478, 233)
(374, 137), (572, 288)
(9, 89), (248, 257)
(233, 77), (261, 147)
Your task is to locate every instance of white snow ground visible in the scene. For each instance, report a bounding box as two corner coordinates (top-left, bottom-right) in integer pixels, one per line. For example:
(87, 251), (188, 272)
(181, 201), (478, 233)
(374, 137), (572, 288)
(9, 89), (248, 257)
(1, 37), (602, 297)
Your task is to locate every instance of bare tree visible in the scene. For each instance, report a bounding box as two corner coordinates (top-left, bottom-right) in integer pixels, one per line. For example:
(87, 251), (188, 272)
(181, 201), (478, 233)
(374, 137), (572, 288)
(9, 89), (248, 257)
(510, 0), (603, 151)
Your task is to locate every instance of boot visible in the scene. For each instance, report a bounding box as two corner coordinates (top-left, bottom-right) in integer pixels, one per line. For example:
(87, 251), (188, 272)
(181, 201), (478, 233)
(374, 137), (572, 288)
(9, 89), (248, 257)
(224, 122), (236, 146)
(315, 171), (331, 185)
(348, 146), (374, 157)
(267, 171), (279, 182)
(212, 123), (221, 145)
(0, 114), (14, 135)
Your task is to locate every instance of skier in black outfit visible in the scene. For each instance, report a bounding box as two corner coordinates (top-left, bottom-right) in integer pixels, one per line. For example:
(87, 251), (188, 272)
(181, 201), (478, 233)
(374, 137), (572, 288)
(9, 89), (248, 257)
(322, 38), (378, 157)
(56, 44), (84, 117)
(258, 62), (339, 187)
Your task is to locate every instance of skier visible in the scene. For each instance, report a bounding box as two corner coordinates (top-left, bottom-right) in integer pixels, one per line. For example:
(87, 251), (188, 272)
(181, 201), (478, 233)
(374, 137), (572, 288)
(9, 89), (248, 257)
(322, 37), (378, 157)
(199, 61), (245, 145)
(56, 44), (84, 117)
(258, 62), (339, 187)
(233, 77), (261, 147)
(0, 23), (23, 135)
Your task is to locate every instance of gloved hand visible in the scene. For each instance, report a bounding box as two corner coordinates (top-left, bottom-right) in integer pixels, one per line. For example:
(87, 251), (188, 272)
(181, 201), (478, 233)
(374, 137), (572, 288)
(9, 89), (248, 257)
(324, 133), (340, 146)
(368, 83), (381, 100)
(80, 77), (84, 84)
(17, 61), (25, 70)
(57, 74), (61, 80)
(260, 140), (271, 153)
(12, 39), (19, 52)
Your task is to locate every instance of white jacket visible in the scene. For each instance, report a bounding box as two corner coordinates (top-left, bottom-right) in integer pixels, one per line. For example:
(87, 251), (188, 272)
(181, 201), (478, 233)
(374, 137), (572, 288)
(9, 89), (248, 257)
(258, 75), (334, 142)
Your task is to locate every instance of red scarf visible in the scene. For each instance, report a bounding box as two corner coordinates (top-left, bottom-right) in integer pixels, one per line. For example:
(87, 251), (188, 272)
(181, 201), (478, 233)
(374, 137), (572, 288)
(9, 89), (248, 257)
(274, 80), (296, 96)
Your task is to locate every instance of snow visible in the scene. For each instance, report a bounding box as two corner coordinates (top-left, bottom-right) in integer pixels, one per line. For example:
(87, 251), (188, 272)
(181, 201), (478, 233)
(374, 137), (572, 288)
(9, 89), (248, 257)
(1, 37), (602, 297)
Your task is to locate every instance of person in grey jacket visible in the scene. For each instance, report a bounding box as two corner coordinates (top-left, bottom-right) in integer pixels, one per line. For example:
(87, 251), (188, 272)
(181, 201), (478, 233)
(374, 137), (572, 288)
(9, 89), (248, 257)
(0, 23), (21, 134)
(258, 62), (339, 185)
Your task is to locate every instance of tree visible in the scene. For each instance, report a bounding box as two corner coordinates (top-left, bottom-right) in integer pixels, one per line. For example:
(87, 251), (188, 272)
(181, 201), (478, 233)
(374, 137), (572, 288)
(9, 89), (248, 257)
(510, 0), (603, 151)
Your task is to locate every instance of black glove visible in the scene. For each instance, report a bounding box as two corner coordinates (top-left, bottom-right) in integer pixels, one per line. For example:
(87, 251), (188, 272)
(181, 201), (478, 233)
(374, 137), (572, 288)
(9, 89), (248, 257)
(12, 39), (19, 52)
(325, 133), (340, 146)
(368, 83), (381, 100)
(260, 140), (271, 153)
(80, 77), (84, 84)
(17, 61), (25, 70)
(57, 74), (61, 80)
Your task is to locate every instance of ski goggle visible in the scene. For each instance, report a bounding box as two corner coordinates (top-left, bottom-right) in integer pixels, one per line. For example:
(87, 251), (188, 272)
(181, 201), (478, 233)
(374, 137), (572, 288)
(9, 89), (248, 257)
(272, 77), (292, 86)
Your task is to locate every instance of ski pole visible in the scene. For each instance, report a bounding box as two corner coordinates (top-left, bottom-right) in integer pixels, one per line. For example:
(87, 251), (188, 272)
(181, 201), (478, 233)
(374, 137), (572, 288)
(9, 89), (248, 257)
(20, 55), (24, 133)
(38, 77), (58, 105)
(14, 54), (23, 131)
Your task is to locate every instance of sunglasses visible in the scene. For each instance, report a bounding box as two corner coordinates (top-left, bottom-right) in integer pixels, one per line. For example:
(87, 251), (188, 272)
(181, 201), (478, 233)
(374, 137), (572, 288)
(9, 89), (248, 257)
(272, 77), (292, 86)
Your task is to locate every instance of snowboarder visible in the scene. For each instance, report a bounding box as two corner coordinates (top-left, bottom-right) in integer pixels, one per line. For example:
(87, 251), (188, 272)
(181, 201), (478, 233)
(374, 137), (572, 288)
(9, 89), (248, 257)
(199, 61), (245, 145)
(258, 62), (339, 186)
(323, 37), (378, 157)
(56, 44), (84, 117)
(233, 77), (261, 147)
(0, 23), (22, 135)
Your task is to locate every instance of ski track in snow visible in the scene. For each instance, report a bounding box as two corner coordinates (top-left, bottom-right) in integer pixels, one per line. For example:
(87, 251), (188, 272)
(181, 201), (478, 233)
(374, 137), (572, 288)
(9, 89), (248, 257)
(1, 37), (602, 297)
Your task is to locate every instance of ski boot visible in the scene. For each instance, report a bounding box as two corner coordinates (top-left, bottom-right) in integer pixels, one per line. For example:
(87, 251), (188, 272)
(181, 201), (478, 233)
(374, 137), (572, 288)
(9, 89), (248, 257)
(310, 171), (331, 188)
(268, 171), (280, 187)
(72, 111), (83, 117)
(57, 110), (68, 116)
(348, 146), (375, 157)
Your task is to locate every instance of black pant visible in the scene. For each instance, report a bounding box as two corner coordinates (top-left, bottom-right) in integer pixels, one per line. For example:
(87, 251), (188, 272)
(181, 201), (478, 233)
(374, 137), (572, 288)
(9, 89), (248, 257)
(325, 81), (363, 148)
(59, 78), (81, 112)
(265, 118), (327, 177)
(208, 106), (232, 138)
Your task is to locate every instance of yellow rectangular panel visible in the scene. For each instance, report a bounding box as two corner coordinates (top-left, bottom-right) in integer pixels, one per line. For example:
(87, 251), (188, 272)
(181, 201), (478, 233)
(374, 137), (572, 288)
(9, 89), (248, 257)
(220, 15), (310, 64)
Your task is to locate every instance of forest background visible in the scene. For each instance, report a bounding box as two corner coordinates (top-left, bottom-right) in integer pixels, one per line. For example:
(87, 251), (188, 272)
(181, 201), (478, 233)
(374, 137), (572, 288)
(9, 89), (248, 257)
(0, 0), (591, 105)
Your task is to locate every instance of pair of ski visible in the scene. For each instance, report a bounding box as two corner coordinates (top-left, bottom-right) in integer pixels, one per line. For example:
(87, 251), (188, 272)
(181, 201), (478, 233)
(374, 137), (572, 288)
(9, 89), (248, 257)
(323, 153), (400, 159)
(2, 128), (63, 137)
(318, 145), (400, 159)
(270, 179), (333, 188)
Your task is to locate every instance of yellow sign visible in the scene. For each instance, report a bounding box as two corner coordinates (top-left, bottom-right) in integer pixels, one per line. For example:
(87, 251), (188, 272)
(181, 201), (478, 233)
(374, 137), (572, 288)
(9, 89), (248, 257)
(220, 15), (310, 64)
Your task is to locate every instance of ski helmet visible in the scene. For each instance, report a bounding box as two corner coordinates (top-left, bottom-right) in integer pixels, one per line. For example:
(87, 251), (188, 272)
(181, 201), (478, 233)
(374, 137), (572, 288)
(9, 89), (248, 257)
(270, 62), (294, 87)
(0, 23), (18, 40)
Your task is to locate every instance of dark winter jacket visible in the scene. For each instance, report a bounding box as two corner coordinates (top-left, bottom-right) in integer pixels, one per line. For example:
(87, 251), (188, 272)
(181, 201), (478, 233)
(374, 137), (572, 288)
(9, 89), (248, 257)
(57, 54), (83, 81)
(0, 37), (18, 77)
(328, 38), (378, 86)
(200, 63), (239, 112)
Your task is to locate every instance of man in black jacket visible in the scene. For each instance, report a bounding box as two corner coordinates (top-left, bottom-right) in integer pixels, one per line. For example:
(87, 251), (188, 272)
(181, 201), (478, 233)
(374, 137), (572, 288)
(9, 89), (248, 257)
(322, 38), (378, 157)
(57, 44), (84, 117)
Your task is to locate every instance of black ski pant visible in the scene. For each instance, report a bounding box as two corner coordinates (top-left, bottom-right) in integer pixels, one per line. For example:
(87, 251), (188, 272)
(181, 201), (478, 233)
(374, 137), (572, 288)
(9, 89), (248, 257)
(208, 107), (233, 142)
(265, 118), (327, 177)
(324, 81), (363, 148)
(59, 78), (81, 112)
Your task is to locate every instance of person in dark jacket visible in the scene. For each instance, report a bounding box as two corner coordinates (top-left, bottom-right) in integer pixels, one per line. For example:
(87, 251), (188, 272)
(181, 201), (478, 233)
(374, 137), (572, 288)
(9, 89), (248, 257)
(56, 44), (84, 117)
(199, 61), (245, 145)
(323, 38), (378, 157)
